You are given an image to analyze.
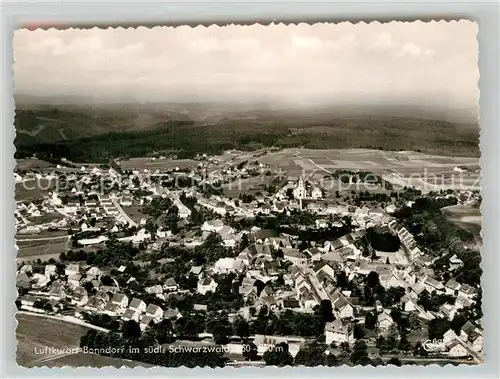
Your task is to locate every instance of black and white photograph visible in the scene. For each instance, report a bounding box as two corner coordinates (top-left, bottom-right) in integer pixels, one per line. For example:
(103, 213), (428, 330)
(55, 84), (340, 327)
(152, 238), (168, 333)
(13, 20), (482, 368)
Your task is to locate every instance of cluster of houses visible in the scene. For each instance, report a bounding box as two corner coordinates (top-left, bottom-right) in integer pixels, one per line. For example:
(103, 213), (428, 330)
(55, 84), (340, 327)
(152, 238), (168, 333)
(15, 156), (483, 362)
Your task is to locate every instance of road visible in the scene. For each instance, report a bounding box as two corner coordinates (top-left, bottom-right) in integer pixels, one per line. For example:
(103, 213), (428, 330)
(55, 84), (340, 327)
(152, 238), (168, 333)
(111, 198), (137, 227)
(294, 150), (333, 175)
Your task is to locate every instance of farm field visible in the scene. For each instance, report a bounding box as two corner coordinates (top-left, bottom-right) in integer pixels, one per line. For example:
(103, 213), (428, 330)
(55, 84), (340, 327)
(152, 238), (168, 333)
(442, 204), (482, 240)
(15, 179), (56, 201)
(222, 175), (276, 197)
(16, 238), (67, 259)
(122, 205), (148, 223)
(16, 313), (148, 368)
(42, 352), (153, 368)
(16, 313), (91, 367)
(256, 148), (480, 192)
(119, 157), (199, 171)
(16, 158), (56, 171)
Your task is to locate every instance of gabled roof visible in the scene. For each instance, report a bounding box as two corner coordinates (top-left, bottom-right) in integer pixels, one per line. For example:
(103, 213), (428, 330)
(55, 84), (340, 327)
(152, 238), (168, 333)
(129, 298), (145, 309)
(146, 303), (163, 315)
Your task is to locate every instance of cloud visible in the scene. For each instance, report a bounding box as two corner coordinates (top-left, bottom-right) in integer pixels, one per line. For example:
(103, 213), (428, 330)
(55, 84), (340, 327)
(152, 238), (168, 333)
(13, 21), (478, 113)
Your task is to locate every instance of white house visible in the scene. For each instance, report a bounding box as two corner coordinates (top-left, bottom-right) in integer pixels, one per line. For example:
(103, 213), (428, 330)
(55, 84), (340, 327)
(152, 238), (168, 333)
(129, 298), (147, 313)
(44, 264), (57, 278)
(311, 187), (323, 200)
(197, 277), (218, 295)
(377, 310), (394, 330)
(282, 248), (308, 266)
(164, 278), (179, 292)
(214, 258), (246, 274)
(133, 229), (151, 243)
(146, 304), (164, 321)
(447, 340), (469, 358)
(111, 293), (129, 309)
(325, 319), (354, 345)
(65, 264), (80, 277)
(202, 219), (224, 233)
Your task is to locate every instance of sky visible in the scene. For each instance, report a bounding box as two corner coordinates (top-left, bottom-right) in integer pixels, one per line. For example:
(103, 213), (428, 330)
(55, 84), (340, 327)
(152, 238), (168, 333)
(14, 21), (479, 116)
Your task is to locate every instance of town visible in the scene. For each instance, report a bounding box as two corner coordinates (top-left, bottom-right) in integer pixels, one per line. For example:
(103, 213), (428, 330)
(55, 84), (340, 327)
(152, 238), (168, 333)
(15, 148), (483, 367)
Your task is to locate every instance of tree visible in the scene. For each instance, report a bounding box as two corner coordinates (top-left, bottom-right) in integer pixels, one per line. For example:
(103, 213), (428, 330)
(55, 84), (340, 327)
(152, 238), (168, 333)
(263, 343), (293, 366)
(365, 311), (377, 329)
(350, 340), (369, 365)
(353, 324), (365, 339)
(294, 342), (326, 366)
(317, 299), (334, 323)
(239, 233), (250, 251)
(428, 318), (451, 340)
(242, 341), (258, 361)
(408, 313), (422, 331)
(387, 357), (402, 366)
(233, 316), (250, 340)
(366, 271), (380, 289)
(122, 320), (141, 339)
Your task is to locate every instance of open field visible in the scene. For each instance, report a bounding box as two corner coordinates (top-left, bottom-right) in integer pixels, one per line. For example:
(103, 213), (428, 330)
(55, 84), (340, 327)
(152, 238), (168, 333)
(16, 158), (56, 170)
(15, 179), (56, 201)
(119, 157), (199, 171)
(223, 175), (276, 197)
(16, 312), (91, 367)
(40, 352), (153, 368)
(16, 238), (67, 259)
(122, 205), (148, 223)
(16, 313), (149, 368)
(442, 204), (482, 242)
(256, 148), (480, 192)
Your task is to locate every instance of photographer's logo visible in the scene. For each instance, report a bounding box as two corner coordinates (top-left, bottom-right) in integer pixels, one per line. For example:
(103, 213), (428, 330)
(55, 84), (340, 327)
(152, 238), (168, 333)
(423, 339), (445, 352)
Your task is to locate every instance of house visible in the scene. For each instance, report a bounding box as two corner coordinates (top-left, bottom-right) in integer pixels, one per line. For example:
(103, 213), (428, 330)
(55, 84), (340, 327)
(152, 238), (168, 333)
(311, 187), (323, 199)
(325, 319), (354, 345)
(328, 289), (355, 319)
(201, 219), (224, 233)
(146, 284), (164, 295)
(189, 265), (204, 278)
(44, 265), (57, 278)
(65, 264), (80, 277)
(279, 298), (301, 310)
(458, 284), (476, 299)
(440, 303), (457, 320)
(111, 293), (129, 309)
(67, 273), (82, 290)
(164, 278), (179, 292)
(129, 298), (147, 313)
(146, 304), (164, 321)
(461, 321), (483, 353)
(377, 310), (394, 330)
(197, 277), (218, 295)
(282, 248), (308, 266)
(423, 276), (444, 293)
(315, 264), (336, 284)
(71, 287), (88, 306)
(122, 308), (141, 323)
(20, 295), (36, 307)
(133, 228), (151, 243)
(214, 257), (246, 274)
(16, 272), (31, 289)
(443, 329), (461, 346)
(444, 279), (461, 296)
(49, 282), (66, 300)
(447, 340), (469, 358)
(381, 272), (405, 289)
(163, 308), (182, 320)
(140, 314), (156, 331)
(86, 266), (102, 280)
(85, 296), (106, 311)
(449, 254), (464, 270)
